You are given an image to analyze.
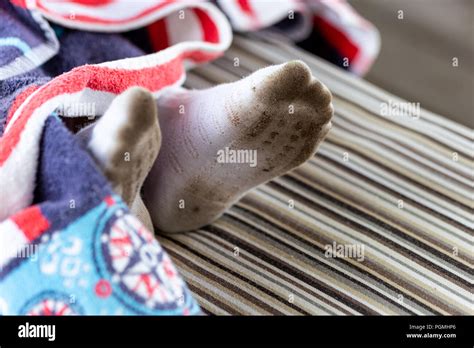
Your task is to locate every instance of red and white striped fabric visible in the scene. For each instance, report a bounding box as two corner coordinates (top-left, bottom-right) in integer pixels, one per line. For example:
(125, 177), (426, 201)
(217, 0), (306, 32)
(309, 0), (380, 75)
(0, 0), (232, 222)
(217, 0), (380, 75)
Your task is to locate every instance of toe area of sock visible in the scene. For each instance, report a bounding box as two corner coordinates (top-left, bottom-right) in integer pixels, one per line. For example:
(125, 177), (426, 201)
(301, 79), (334, 125)
(120, 87), (158, 130)
(304, 79), (332, 106)
(258, 60), (312, 100)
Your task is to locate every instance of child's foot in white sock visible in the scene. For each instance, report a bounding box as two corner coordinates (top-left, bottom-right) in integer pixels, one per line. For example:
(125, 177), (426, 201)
(143, 61), (333, 233)
(77, 87), (161, 232)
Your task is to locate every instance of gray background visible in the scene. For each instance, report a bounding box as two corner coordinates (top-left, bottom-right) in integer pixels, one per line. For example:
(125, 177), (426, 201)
(351, 0), (473, 127)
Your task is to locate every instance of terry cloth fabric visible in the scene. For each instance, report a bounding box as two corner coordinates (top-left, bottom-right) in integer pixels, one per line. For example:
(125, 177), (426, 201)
(160, 36), (473, 315)
(217, 0), (380, 75)
(0, 0), (379, 80)
(0, 0), (59, 80)
(0, 0), (233, 315)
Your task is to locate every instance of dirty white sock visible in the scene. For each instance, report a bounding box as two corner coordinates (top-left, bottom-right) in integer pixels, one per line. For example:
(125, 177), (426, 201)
(77, 87), (161, 232)
(143, 60), (333, 233)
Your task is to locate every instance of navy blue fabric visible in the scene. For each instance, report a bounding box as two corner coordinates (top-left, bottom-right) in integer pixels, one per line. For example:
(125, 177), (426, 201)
(33, 116), (112, 232)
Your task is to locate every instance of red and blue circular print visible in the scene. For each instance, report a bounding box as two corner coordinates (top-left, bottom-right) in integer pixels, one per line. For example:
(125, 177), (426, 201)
(93, 209), (188, 314)
(20, 291), (84, 315)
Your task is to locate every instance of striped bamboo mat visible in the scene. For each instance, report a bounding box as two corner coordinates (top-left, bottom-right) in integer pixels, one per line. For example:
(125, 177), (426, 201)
(157, 36), (473, 315)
